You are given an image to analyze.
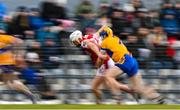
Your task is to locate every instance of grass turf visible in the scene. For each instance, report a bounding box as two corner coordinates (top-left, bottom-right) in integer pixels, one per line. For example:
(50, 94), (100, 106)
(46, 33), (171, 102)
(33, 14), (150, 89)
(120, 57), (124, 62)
(0, 104), (179, 109)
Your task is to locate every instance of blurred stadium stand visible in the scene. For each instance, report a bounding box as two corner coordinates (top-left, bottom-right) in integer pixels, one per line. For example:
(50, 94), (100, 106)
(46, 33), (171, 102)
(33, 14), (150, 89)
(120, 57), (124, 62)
(0, 0), (179, 104)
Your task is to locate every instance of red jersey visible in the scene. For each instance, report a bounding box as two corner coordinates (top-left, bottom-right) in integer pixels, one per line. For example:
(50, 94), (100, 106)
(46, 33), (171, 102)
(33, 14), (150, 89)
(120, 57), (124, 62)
(80, 34), (99, 64)
(80, 34), (110, 69)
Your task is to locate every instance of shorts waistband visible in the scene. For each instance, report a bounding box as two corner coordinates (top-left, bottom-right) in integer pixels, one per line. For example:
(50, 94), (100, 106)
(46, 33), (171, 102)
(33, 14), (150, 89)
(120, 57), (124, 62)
(116, 54), (132, 64)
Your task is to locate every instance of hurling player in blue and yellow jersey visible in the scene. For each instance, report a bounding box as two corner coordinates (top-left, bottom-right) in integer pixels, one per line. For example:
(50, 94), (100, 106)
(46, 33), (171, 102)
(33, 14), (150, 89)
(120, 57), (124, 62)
(0, 34), (36, 104)
(96, 26), (166, 104)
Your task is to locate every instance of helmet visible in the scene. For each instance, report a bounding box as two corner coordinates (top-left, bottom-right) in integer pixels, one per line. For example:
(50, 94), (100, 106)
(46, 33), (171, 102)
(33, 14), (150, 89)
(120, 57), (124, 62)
(69, 30), (82, 42)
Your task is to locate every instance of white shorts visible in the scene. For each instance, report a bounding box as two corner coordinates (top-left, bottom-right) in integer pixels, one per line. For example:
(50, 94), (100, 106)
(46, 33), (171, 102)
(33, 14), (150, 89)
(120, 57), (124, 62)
(96, 58), (115, 76)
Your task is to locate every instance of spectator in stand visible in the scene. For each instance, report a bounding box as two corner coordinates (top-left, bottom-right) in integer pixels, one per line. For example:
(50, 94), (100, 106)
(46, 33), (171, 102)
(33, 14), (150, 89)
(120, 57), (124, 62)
(123, 3), (136, 24)
(122, 3), (137, 40)
(25, 52), (42, 72)
(40, 0), (55, 20)
(160, 1), (175, 18)
(7, 6), (32, 38)
(110, 8), (128, 39)
(146, 10), (161, 28)
(146, 26), (169, 60)
(75, 0), (97, 33)
(26, 41), (43, 70)
(35, 25), (59, 44)
(123, 0), (144, 23)
(95, 0), (111, 28)
(41, 38), (61, 69)
(137, 27), (150, 49)
(136, 27), (151, 67)
(97, 0), (110, 17)
(23, 31), (36, 47)
(147, 26), (167, 47)
(40, 0), (67, 20)
(175, 2), (180, 40)
(0, 15), (8, 33)
(160, 2), (180, 38)
(131, 8), (149, 29)
(126, 33), (140, 58)
(54, 0), (68, 19)
(29, 8), (44, 30)
(107, 0), (121, 17)
(75, 0), (94, 19)
(0, 1), (7, 20)
(0, 15), (10, 32)
(131, 0), (144, 11)
(176, 3), (180, 24)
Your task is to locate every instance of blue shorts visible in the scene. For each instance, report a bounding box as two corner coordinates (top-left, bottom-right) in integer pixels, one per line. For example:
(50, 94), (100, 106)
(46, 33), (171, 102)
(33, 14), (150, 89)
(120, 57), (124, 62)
(0, 65), (15, 74)
(115, 54), (138, 77)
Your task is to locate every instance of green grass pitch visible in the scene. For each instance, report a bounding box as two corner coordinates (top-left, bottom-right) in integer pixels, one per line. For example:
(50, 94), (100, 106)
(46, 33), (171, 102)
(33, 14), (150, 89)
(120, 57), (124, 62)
(0, 104), (179, 110)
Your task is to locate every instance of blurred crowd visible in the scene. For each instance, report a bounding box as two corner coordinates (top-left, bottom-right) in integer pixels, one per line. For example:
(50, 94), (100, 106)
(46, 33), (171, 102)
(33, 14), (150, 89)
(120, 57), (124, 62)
(0, 0), (180, 99)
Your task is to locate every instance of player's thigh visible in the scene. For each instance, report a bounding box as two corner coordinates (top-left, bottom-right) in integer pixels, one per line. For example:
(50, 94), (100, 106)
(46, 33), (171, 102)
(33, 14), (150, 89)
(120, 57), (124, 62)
(104, 66), (123, 78)
(129, 72), (144, 90)
(92, 76), (104, 89)
(0, 65), (18, 82)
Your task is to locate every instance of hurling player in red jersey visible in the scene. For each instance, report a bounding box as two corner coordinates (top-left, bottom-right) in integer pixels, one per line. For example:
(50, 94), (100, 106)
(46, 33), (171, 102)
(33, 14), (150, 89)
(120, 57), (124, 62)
(69, 28), (134, 104)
